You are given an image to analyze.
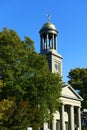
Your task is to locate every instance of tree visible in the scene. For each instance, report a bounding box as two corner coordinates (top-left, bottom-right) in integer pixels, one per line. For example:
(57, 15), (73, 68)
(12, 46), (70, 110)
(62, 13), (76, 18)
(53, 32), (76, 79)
(0, 28), (62, 130)
(68, 68), (87, 109)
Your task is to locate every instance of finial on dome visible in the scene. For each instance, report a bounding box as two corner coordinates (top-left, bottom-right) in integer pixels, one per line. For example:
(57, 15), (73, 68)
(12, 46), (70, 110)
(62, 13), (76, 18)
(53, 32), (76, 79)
(46, 13), (51, 22)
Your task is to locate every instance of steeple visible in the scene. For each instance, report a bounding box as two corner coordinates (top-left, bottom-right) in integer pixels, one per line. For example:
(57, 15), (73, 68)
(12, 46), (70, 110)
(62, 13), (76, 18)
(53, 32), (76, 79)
(39, 21), (63, 76)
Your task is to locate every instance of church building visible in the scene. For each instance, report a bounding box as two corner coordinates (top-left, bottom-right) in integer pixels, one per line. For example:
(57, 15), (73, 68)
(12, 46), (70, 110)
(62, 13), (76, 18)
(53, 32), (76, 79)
(39, 20), (83, 130)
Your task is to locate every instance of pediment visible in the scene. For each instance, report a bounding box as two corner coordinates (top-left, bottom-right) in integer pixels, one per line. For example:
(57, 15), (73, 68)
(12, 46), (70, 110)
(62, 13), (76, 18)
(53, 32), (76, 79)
(62, 84), (83, 101)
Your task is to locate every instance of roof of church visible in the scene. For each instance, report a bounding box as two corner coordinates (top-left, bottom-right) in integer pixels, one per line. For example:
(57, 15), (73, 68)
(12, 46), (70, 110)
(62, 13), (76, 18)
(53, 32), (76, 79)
(62, 83), (83, 101)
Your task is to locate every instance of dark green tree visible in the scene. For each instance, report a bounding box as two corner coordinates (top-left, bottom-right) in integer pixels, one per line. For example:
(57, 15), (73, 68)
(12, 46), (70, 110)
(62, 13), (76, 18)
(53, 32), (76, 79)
(0, 28), (62, 130)
(68, 68), (87, 109)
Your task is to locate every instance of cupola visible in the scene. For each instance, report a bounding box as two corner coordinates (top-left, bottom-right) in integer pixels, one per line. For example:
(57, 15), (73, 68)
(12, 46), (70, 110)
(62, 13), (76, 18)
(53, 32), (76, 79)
(39, 21), (58, 53)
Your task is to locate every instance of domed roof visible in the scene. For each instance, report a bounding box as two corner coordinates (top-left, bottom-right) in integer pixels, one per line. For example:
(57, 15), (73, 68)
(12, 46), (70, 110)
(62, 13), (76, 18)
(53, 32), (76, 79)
(39, 22), (58, 34)
(42, 22), (57, 30)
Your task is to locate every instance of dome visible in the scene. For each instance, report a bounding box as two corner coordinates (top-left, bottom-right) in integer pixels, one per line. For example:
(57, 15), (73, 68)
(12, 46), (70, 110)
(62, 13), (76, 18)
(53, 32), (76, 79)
(39, 22), (58, 34)
(42, 22), (57, 30)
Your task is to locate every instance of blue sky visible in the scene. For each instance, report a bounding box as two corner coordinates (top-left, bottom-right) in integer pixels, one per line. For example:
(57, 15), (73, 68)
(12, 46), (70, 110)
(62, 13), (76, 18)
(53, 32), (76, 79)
(0, 0), (87, 82)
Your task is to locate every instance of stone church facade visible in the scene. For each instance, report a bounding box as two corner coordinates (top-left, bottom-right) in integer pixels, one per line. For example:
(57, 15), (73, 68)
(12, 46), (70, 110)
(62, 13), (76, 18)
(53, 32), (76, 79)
(39, 21), (83, 130)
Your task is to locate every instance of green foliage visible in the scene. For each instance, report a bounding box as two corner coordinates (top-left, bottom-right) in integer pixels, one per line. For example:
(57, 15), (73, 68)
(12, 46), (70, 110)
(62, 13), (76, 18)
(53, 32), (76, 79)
(0, 28), (62, 129)
(68, 68), (87, 109)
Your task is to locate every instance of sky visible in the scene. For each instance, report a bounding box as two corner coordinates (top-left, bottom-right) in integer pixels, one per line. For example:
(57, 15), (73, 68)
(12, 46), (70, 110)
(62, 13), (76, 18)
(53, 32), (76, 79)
(0, 0), (87, 82)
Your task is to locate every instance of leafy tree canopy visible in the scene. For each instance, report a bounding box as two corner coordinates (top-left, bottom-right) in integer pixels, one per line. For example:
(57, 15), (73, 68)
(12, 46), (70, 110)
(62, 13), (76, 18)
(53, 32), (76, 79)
(0, 28), (62, 130)
(68, 68), (87, 109)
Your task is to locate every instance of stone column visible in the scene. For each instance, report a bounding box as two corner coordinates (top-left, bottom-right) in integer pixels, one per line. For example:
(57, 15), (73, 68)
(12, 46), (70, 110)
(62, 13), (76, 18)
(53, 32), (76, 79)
(46, 34), (48, 49)
(56, 35), (57, 50)
(77, 107), (81, 130)
(52, 34), (54, 49)
(70, 105), (74, 130)
(60, 104), (65, 130)
(52, 119), (56, 130)
(43, 122), (48, 130)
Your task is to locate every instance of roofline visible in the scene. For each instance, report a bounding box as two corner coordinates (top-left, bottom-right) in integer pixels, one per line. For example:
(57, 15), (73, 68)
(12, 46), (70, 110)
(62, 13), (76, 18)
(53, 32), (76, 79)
(62, 83), (83, 101)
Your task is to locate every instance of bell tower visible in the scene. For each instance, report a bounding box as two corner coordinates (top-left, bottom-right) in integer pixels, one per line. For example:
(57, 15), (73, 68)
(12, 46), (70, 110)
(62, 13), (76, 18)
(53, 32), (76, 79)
(39, 20), (63, 76)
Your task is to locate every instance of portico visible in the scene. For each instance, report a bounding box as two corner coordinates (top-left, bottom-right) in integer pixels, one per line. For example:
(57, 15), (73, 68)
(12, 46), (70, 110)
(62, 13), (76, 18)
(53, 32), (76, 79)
(43, 84), (83, 130)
